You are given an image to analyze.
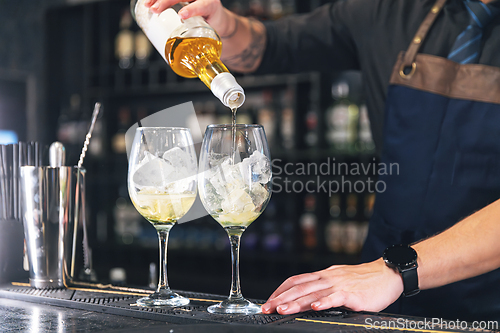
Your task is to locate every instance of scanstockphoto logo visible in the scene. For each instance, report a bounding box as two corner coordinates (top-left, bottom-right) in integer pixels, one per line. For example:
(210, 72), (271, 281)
(364, 317), (499, 331)
(271, 158), (399, 195)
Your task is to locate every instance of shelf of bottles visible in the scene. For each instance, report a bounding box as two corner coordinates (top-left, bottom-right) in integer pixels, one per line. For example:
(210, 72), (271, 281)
(47, 0), (377, 295)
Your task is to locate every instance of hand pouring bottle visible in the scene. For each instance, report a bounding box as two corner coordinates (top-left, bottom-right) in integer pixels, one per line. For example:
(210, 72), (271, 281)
(131, 0), (245, 109)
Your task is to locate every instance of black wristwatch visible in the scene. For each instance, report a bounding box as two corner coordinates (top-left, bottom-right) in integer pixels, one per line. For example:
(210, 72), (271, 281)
(383, 244), (420, 297)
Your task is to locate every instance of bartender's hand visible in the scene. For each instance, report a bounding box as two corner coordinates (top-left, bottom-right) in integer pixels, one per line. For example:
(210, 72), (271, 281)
(143, 0), (230, 35)
(261, 258), (404, 315)
(142, 0), (267, 73)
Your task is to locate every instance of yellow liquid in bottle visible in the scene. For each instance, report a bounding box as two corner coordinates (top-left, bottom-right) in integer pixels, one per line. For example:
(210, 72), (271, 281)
(165, 36), (229, 89)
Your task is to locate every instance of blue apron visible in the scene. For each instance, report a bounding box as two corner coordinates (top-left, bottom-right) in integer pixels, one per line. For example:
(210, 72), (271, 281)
(361, 0), (500, 321)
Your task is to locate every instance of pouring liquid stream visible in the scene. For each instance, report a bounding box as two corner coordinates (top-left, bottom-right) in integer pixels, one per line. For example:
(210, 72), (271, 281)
(231, 108), (237, 164)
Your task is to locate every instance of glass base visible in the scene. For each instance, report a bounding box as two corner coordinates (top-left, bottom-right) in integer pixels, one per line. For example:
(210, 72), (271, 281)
(207, 297), (261, 315)
(136, 290), (190, 308)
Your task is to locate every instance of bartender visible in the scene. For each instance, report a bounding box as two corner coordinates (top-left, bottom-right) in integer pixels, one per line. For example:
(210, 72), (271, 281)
(146, 0), (500, 322)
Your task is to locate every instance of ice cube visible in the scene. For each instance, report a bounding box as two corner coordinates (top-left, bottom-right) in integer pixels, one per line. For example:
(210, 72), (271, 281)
(202, 181), (223, 213)
(248, 182), (270, 208)
(208, 152), (229, 167)
(161, 147), (197, 193)
(162, 147), (196, 175)
(221, 188), (255, 214)
(221, 159), (246, 190)
(136, 151), (156, 169)
(133, 153), (174, 188)
(208, 169), (228, 198)
(239, 150), (271, 185)
(165, 175), (197, 194)
(204, 151), (270, 215)
(209, 158), (245, 196)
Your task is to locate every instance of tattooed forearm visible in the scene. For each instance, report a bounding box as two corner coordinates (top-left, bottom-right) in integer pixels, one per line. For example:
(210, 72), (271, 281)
(220, 15), (239, 39)
(223, 18), (266, 71)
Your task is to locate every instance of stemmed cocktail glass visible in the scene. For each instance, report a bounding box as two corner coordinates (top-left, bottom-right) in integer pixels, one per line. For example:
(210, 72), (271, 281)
(128, 127), (197, 307)
(198, 124), (272, 314)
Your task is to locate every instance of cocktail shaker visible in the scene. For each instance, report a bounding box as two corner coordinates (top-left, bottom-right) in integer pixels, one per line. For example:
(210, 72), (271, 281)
(20, 166), (85, 288)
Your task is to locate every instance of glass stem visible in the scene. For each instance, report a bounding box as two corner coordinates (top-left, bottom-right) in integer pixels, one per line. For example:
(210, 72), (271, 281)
(227, 227), (244, 300)
(157, 228), (172, 292)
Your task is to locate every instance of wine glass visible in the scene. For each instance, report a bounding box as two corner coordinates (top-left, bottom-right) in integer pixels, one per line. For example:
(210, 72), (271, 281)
(128, 127), (197, 307)
(198, 124), (272, 314)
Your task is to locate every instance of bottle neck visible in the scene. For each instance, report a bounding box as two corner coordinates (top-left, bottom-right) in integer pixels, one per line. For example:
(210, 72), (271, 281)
(193, 57), (229, 89)
(210, 73), (245, 109)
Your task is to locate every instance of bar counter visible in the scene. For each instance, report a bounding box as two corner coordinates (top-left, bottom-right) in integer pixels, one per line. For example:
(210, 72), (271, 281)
(0, 283), (496, 333)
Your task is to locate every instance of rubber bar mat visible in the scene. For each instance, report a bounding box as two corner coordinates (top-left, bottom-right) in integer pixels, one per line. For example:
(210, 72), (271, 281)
(4, 285), (491, 333)
(0, 285), (343, 326)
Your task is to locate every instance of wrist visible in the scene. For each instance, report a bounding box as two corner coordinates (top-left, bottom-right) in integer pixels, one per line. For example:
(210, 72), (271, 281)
(208, 7), (236, 38)
(377, 258), (405, 296)
(383, 244), (420, 297)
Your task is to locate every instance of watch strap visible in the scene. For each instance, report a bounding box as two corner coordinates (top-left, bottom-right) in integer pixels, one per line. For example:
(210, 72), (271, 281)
(401, 266), (420, 297)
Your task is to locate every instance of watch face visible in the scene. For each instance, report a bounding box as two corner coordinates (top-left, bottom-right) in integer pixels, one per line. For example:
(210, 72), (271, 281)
(383, 244), (417, 269)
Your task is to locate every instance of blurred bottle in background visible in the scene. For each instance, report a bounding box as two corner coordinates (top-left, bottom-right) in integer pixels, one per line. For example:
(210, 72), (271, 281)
(115, 9), (135, 69)
(343, 193), (359, 254)
(325, 194), (343, 253)
(299, 194), (318, 251)
(261, 199), (282, 252)
(280, 88), (295, 150)
(112, 106), (131, 154)
(358, 104), (375, 153)
(304, 109), (319, 148)
(134, 30), (153, 68)
(325, 81), (359, 153)
(257, 90), (276, 148)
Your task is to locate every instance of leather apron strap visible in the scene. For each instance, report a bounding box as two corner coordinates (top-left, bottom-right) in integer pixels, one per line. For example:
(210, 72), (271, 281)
(390, 0), (500, 104)
(401, 0), (448, 72)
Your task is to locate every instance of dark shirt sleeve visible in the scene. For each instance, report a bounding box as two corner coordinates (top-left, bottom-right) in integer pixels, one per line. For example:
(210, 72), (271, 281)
(255, 1), (366, 75)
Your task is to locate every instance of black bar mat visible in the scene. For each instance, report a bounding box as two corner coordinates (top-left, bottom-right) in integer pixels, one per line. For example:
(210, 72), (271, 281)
(0, 284), (311, 325)
(1, 284), (496, 333)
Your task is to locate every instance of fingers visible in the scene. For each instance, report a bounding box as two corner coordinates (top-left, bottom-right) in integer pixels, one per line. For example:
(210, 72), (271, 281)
(311, 291), (360, 312)
(264, 289), (333, 315)
(145, 0), (179, 14)
(142, 0), (221, 20)
(177, 0), (220, 20)
(269, 278), (334, 307)
(262, 273), (336, 315)
(268, 273), (322, 300)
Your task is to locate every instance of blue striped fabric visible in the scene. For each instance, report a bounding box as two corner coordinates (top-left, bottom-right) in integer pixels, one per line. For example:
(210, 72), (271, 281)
(447, 0), (500, 64)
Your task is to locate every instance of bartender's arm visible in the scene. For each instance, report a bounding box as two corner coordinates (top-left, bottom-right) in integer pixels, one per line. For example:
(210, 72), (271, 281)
(261, 198), (500, 315)
(144, 0), (266, 73)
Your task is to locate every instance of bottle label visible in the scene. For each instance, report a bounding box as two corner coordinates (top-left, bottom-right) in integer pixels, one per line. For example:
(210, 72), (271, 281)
(135, 3), (182, 61)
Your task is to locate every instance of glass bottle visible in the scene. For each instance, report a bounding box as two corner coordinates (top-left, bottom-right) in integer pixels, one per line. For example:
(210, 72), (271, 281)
(326, 81), (359, 153)
(134, 30), (153, 68)
(299, 194), (318, 251)
(116, 9), (135, 69)
(130, 0), (245, 109)
(325, 194), (343, 253)
(358, 104), (375, 152)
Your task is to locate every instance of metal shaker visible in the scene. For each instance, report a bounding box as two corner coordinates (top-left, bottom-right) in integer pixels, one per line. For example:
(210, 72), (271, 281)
(20, 143), (85, 288)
